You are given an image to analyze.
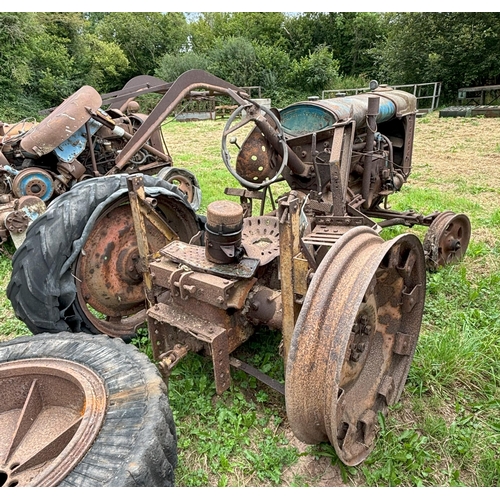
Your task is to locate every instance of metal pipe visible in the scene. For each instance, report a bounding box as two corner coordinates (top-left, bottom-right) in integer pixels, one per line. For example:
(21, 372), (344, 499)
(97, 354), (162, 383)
(85, 121), (100, 177)
(253, 114), (309, 177)
(362, 96), (380, 209)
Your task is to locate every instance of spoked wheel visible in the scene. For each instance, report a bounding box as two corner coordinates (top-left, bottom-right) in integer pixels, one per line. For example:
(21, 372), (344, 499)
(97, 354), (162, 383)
(423, 211), (471, 271)
(0, 357), (106, 486)
(0, 333), (177, 487)
(286, 227), (426, 466)
(8, 175), (200, 340)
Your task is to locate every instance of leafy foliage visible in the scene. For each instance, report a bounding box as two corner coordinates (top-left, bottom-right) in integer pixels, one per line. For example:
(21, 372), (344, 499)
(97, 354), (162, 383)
(94, 12), (188, 78)
(156, 52), (209, 83)
(2, 11), (500, 118)
(287, 45), (340, 95)
(373, 13), (500, 101)
(207, 37), (258, 88)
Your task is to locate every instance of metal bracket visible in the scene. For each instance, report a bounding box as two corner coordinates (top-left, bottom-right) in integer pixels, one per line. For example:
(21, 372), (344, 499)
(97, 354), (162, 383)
(278, 193), (302, 364)
(127, 175), (155, 306)
(147, 301), (231, 395)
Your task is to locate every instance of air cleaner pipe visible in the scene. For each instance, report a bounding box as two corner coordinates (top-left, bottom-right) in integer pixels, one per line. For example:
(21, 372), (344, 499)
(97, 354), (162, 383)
(362, 96), (380, 209)
(253, 113), (309, 177)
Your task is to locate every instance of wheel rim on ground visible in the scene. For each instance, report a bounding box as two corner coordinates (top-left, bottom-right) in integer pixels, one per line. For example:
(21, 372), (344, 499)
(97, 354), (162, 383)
(157, 167), (201, 211)
(285, 227), (426, 466)
(423, 211), (471, 271)
(0, 358), (106, 487)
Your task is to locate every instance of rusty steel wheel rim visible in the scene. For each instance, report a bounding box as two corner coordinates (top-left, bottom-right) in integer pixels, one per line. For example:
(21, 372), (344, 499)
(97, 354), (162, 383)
(424, 211), (471, 271)
(165, 174), (194, 204)
(285, 227), (426, 466)
(75, 200), (169, 338)
(0, 358), (106, 487)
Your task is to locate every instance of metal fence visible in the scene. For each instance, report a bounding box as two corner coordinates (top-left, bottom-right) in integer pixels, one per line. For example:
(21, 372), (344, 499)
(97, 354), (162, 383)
(457, 85), (500, 106)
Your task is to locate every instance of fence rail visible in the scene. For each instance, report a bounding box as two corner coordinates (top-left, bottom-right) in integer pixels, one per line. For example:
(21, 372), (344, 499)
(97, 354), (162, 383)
(457, 85), (500, 106)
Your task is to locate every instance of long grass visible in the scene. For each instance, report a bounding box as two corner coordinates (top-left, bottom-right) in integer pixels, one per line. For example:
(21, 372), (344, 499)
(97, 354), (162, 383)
(1, 112), (500, 486)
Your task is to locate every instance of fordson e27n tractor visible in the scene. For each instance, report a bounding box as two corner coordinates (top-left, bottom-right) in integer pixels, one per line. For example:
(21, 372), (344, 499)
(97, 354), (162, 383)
(1, 71), (470, 486)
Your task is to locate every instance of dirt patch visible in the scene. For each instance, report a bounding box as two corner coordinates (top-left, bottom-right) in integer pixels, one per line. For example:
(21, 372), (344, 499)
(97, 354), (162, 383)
(412, 114), (500, 190)
(281, 428), (348, 487)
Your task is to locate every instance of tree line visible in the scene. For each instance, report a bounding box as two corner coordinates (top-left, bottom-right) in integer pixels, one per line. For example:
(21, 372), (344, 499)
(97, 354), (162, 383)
(1, 12), (500, 120)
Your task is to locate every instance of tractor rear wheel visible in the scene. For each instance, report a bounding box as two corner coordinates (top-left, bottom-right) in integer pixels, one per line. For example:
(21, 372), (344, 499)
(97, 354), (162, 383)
(0, 332), (177, 487)
(285, 226), (426, 466)
(7, 174), (201, 340)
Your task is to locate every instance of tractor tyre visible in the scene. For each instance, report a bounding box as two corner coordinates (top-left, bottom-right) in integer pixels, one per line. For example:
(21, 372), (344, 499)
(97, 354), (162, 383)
(7, 174), (201, 339)
(0, 332), (177, 487)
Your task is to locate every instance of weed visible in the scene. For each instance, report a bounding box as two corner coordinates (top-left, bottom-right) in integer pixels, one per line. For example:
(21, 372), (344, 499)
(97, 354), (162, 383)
(130, 327), (153, 360)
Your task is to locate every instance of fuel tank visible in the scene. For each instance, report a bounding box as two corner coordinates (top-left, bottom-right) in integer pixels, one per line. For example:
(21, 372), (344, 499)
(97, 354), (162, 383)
(280, 86), (417, 136)
(20, 86), (102, 157)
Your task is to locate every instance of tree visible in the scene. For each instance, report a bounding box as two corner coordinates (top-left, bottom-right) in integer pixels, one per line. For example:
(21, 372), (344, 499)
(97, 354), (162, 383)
(77, 33), (129, 91)
(287, 45), (340, 95)
(283, 12), (385, 77)
(31, 13), (129, 100)
(95, 12), (189, 77)
(156, 52), (208, 82)
(189, 12), (287, 53)
(207, 37), (258, 88)
(0, 13), (40, 100)
(374, 13), (500, 102)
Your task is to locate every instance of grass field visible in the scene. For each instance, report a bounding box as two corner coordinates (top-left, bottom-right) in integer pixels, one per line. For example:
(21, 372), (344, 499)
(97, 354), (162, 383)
(1, 111), (499, 487)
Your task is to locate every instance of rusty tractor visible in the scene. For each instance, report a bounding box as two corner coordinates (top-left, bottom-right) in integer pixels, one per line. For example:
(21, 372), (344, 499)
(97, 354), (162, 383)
(2, 71), (471, 486)
(0, 73), (210, 248)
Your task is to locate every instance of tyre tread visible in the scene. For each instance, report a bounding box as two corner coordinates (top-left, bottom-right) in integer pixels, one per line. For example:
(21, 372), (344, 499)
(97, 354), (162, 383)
(0, 332), (177, 487)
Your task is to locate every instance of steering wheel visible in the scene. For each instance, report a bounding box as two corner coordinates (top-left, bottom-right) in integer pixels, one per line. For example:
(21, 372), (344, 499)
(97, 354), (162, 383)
(221, 102), (288, 190)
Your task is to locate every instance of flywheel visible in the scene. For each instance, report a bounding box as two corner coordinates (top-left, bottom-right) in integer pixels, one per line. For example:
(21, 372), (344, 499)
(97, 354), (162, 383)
(285, 226), (426, 466)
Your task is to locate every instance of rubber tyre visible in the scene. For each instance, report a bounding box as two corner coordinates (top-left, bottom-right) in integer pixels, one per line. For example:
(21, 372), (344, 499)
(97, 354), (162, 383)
(0, 332), (177, 487)
(7, 174), (201, 336)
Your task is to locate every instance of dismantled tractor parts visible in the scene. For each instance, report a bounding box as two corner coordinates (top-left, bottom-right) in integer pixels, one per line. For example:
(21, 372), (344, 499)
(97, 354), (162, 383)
(0, 82), (170, 247)
(0, 71), (236, 247)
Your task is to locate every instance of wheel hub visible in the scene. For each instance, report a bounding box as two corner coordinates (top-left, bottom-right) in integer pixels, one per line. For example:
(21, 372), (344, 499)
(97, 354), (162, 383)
(0, 358), (106, 487)
(116, 246), (142, 285)
(12, 168), (54, 202)
(75, 201), (169, 337)
(424, 211), (471, 270)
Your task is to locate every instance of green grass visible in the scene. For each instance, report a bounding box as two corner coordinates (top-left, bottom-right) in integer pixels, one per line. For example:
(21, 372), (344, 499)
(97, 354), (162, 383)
(169, 353), (298, 486)
(0, 244), (30, 340)
(1, 113), (500, 486)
